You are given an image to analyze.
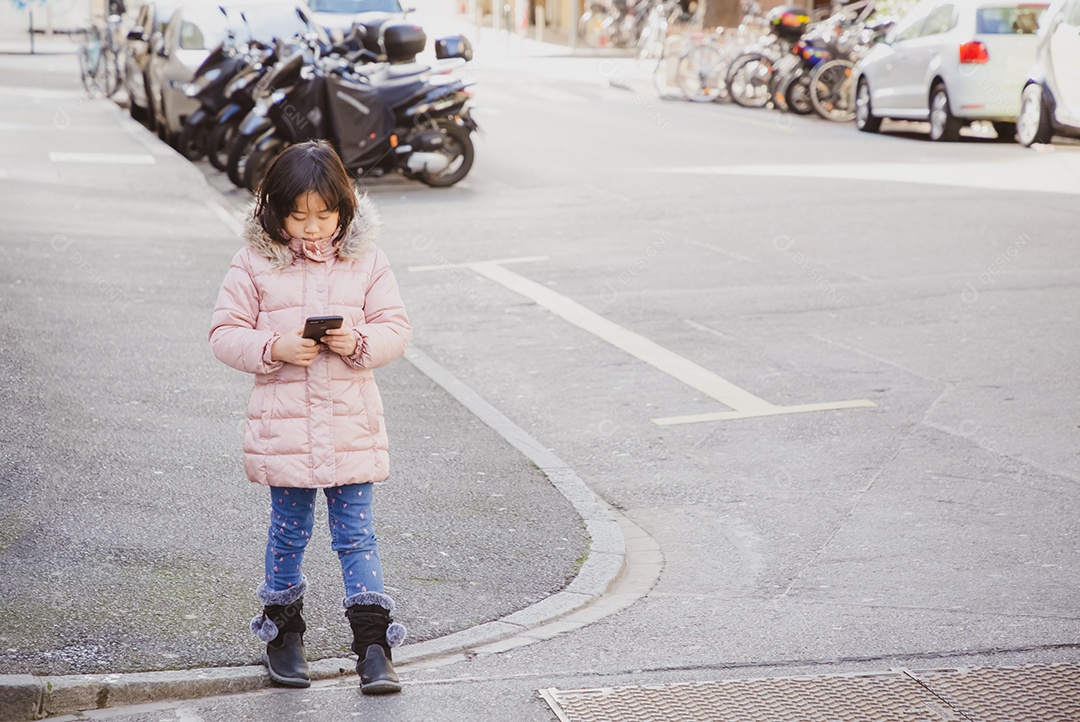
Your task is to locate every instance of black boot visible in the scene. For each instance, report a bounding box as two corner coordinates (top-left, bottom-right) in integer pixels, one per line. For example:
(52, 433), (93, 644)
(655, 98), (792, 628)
(345, 592), (407, 695)
(251, 581), (310, 688)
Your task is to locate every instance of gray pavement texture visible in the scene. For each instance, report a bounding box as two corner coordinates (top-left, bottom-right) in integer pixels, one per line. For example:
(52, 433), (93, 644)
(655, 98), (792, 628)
(4, 13), (1080, 722)
(0, 50), (605, 719)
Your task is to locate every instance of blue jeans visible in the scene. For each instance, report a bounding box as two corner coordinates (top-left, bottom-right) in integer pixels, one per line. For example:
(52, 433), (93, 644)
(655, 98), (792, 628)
(265, 483), (385, 596)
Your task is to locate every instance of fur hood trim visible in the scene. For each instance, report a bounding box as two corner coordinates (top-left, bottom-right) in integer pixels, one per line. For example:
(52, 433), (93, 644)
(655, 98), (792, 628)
(242, 190), (381, 270)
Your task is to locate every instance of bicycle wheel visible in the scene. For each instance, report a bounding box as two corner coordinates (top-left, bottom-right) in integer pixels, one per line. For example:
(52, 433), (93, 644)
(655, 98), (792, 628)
(579, 10), (610, 48)
(677, 43), (729, 103)
(79, 30), (104, 95)
(653, 34), (689, 100)
(726, 53), (773, 109)
(809, 59), (856, 122)
(784, 71), (814, 115)
(103, 47), (124, 99)
(769, 55), (803, 111)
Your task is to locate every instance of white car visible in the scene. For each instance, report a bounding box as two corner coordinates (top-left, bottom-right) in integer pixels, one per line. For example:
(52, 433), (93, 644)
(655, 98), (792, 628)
(1018, 0), (1080, 144)
(306, 0), (408, 43)
(123, 0), (184, 126)
(854, 0), (1050, 141)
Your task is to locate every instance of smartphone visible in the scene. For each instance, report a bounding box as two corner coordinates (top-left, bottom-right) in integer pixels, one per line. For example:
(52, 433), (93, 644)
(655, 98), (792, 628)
(302, 315), (344, 341)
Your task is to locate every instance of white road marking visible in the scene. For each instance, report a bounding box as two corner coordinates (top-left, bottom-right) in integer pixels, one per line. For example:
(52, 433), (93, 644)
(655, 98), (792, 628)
(651, 399), (877, 425)
(0, 124), (109, 132)
(49, 152), (156, 164)
(449, 260), (875, 425)
(684, 319), (735, 341)
(683, 237), (754, 262)
(408, 255), (549, 272)
(650, 158), (1080, 195)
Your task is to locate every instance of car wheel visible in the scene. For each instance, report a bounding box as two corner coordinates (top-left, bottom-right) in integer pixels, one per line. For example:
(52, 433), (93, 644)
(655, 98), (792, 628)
(143, 73), (157, 132)
(156, 97), (171, 144)
(929, 83), (962, 142)
(855, 78), (881, 133)
(128, 93), (146, 122)
(1017, 83), (1054, 147)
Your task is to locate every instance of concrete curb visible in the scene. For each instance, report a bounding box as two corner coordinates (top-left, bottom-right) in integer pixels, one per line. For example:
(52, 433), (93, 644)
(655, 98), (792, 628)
(0, 352), (658, 722)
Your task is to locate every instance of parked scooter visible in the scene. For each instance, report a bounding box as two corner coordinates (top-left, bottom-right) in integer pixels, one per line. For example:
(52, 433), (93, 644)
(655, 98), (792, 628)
(225, 37), (320, 187)
(232, 22), (478, 189)
(219, 19), (386, 183)
(178, 30), (255, 161)
(204, 43), (277, 170)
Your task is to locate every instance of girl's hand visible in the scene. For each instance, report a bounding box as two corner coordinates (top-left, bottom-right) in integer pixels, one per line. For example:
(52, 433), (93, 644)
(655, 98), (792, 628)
(322, 326), (358, 357)
(271, 329), (320, 367)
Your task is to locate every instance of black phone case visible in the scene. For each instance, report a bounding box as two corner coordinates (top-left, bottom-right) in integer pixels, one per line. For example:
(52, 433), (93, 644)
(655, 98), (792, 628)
(302, 315), (344, 340)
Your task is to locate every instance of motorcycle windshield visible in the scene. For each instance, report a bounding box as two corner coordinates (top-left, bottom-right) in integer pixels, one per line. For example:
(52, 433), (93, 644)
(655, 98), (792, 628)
(263, 52), (304, 91)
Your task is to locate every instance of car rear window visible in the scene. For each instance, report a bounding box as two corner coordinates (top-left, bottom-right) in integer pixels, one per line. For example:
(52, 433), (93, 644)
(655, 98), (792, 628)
(179, 20), (205, 49)
(976, 4), (1048, 33)
(308, 0), (402, 12)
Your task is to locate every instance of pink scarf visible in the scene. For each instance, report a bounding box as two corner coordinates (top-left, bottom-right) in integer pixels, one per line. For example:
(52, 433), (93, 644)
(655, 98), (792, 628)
(288, 235), (337, 263)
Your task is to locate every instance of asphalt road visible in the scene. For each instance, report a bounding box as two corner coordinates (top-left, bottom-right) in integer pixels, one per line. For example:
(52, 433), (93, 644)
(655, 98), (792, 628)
(3, 20), (1080, 722)
(0, 52), (587, 678)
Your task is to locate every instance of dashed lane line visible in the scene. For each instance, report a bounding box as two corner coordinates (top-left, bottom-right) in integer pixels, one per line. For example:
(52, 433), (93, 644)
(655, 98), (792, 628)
(48, 152), (156, 164)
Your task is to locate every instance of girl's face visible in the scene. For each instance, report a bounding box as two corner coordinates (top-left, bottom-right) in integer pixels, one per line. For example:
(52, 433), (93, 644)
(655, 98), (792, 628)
(284, 192), (340, 241)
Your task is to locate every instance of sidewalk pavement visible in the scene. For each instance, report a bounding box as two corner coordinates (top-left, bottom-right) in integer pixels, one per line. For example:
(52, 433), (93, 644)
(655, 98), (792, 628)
(4, 25), (1078, 722)
(0, 47), (641, 722)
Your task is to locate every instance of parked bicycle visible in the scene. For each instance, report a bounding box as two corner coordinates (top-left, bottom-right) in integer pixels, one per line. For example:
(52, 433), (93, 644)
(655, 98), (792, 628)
(78, 14), (126, 97)
(649, 1), (744, 102)
(807, 4), (890, 122)
(725, 6), (807, 109)
(580, 0), (660, 49)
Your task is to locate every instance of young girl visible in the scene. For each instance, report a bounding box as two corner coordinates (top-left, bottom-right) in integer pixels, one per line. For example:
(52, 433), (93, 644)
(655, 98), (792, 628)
(209, 140), (411, 695)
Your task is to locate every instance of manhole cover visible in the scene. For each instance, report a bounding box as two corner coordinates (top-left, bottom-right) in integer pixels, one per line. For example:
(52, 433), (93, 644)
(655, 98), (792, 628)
(541, 670), (959, 722)
(540, 663), (1080, 722)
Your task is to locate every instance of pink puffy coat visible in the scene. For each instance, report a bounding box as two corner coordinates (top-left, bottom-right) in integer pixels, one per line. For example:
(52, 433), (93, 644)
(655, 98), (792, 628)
(209, 194), (411, 488)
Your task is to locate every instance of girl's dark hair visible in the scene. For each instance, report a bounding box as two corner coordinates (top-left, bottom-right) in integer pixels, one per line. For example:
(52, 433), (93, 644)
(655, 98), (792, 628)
(254, 140), (356, 245)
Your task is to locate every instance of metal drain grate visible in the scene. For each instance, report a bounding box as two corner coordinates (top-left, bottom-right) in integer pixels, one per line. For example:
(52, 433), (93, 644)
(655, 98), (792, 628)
(540, 663), (1080, 722)
(540, 671), (958, 722)
(911, 664), (1080, 722)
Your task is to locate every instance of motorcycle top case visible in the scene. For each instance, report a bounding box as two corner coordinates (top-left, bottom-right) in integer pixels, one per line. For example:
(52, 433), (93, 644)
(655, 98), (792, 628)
(435, 34), (472, 61)
(381, 22), (426, 63)
(351, 13), (395, 55)
(327, 76), (394, 167)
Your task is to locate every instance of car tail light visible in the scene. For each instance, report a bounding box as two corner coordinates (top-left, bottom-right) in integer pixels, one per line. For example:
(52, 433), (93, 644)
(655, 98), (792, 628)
(959, 41), (989, 64)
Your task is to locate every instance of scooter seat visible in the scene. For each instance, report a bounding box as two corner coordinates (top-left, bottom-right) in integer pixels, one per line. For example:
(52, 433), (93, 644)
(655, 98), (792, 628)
(373, 77), (429, 109)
